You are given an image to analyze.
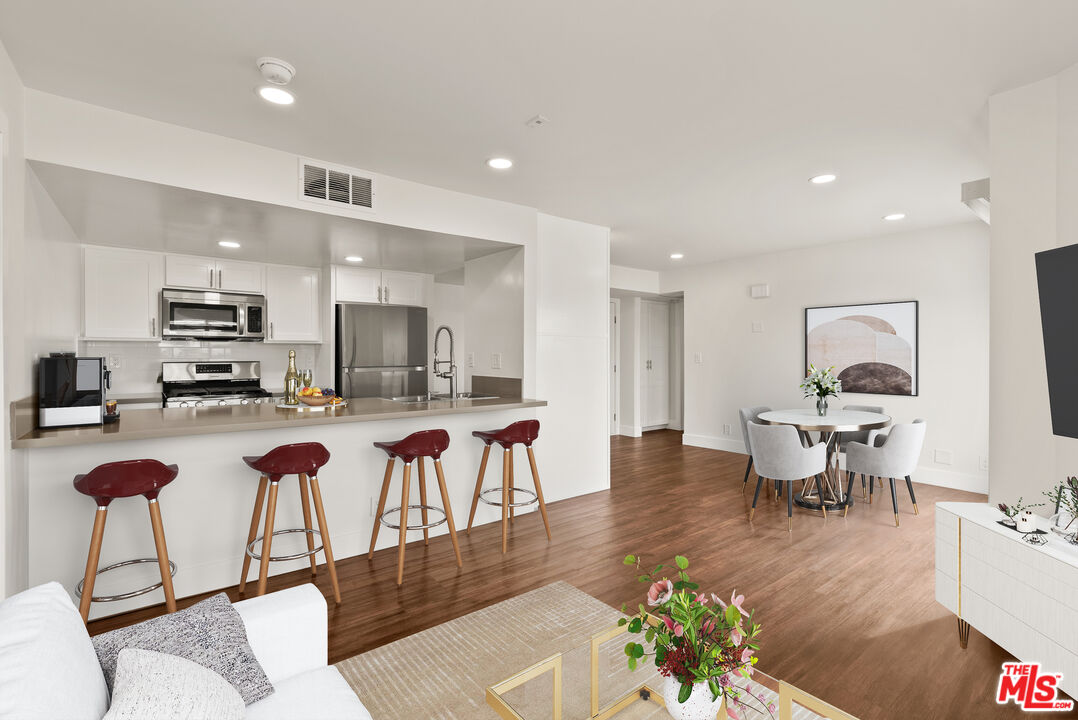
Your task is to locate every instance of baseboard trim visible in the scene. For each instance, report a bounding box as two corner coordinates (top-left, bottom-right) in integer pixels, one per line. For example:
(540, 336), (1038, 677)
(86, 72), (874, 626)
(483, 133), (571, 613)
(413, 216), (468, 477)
(619, 425), (642, 438)
(682, 433), (745, 454)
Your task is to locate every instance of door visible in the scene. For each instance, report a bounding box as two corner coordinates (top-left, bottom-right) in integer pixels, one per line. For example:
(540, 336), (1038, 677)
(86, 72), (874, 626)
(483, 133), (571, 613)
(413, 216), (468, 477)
(610, 300), (619, 434)
(165, 254), (216, 289)
(216, 260), (265, 294)
(265, 265), (321, 343)
(642, 300), (670, 427)
(381, 271), (428, 307)
(334, 266), (382, 303)
(84, 246), (164, 340)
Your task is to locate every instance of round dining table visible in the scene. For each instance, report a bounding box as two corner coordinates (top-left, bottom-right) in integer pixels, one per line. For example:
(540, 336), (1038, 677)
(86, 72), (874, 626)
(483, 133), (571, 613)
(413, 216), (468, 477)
(757, 408), (891, 513)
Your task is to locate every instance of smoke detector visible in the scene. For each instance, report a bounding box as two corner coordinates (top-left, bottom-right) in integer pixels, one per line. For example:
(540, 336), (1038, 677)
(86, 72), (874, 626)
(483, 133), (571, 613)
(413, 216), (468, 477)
(257, 57), (296, 85)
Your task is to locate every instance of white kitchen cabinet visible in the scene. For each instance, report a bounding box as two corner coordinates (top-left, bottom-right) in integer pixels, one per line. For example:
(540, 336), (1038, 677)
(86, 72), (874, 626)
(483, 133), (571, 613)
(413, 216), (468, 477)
(333, 266), (429, 307)
(83, 246), (164, 340)
(641, 300), (670, 427)
(265, 265), (322, 343)
(165, 255), (265, 293)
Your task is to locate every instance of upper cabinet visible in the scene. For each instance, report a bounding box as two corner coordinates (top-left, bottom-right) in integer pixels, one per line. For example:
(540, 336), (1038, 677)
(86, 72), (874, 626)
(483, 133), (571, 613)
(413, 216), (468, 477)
(334, 266), (429, 307)
(83, 246), (164, 340)
(165, 255), (265, 294)
(265, 265), (322, 343)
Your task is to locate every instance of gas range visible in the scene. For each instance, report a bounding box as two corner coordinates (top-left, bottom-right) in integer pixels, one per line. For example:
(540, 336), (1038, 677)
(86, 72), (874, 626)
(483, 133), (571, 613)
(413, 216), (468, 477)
(162, 361), (274, 409)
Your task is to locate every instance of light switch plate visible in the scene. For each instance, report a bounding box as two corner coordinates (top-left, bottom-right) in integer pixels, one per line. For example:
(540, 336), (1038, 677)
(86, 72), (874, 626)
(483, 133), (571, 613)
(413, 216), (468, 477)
(934, 449), (954, 466)
(491, 353), (502, 370)
(751, 321), (764, 333)
(723, 424), (732, 435)
(693, 352), (703, 364)
(467, 352), (476, 368)
(108, 354), (122, 369)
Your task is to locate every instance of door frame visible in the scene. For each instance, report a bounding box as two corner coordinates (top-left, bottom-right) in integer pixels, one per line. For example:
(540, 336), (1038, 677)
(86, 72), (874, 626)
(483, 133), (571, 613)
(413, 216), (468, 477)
(609, 298), (621, 435)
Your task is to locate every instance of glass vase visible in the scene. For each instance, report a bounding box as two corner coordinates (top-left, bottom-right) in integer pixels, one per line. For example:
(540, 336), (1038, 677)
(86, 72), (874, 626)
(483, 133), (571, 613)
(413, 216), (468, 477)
(816, 397), (828, 416)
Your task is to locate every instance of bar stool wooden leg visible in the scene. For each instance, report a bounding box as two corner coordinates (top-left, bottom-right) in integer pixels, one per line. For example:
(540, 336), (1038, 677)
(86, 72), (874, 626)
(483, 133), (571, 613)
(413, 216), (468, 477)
(369, 459), (395, 558)
(297, 473), (317, 576)
(308, 475), (341, 604)
(147, 499), (177, 613)
(397, 462), (412, 585)
(500, 449), (510, 554)
(433, 459), (463, 567)
(508, 447), (515, 523)
(239, 475), (268, 593)
(257, 480), (280, 596)
(526, 447), (552, 541)
(417, 457), (430, 546)
(79, 507), (108, 623)
(467, 445), (490, 534)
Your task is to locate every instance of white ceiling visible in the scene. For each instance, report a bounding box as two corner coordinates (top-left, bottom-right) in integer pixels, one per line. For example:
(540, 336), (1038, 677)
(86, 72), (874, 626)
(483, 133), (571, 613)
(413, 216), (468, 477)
(29, 161), (515, 274)
(4, 2), (1078, 270)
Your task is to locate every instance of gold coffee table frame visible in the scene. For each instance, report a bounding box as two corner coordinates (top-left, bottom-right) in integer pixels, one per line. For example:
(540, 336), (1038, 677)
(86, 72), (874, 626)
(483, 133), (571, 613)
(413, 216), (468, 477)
(486, 620), (858, 720)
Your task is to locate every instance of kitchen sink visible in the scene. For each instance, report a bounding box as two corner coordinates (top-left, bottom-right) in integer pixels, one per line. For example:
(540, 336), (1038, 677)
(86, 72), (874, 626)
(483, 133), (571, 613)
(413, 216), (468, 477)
(432, 392), (499, 400)
(384, 395), (433, 403)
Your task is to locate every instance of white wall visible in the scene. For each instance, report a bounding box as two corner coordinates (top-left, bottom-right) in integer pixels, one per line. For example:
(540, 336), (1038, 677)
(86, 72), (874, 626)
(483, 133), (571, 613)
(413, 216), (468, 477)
(611, 264), (660, 294)
(662, 222), (991, 493)
(989, 61), (1078, 508)
(617, 296), (642, 435)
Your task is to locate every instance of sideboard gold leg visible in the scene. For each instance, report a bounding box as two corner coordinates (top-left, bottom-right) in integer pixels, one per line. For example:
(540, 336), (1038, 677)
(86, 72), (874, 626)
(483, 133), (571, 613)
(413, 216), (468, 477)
(957, 618), (971, 649)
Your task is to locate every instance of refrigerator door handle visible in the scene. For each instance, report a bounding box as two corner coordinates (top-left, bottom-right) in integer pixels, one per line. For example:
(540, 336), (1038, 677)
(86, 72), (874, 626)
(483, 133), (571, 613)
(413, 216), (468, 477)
(341, 365), (427, 373)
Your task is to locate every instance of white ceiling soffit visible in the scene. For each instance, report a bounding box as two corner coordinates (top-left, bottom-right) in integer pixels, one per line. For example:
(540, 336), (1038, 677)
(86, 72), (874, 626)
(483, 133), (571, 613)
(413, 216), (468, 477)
(4, 2), (1078, 269)
(28, 161), (517, 273)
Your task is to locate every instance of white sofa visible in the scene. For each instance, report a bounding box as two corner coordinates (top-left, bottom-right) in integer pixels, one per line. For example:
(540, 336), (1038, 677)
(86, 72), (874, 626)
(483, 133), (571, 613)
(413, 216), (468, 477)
(0, 581), (373, 720)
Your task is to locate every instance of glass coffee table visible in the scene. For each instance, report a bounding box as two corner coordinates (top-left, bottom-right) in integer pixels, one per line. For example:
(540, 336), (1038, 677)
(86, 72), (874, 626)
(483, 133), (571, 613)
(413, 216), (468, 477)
(486, 621), (858, 720)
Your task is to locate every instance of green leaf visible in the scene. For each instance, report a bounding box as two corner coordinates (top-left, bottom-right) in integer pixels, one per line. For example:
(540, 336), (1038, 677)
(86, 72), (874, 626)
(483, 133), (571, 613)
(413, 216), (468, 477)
(645, 627), (656, 643)
(617, 618), (627, 627)
(623, 554), (637, 565)
(624, 642), (635, 657)
(628, 656), (637, 671)
(632, 644), (645, 659)
(637, 574), (650, 583)
(675, 555), (689, 570)
(678, 682), (693, 704)
(628, 617), (643, 633)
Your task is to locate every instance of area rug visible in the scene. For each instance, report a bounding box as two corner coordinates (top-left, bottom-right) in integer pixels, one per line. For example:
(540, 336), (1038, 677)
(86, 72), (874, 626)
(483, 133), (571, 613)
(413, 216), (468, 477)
(335, 581), (819, 719)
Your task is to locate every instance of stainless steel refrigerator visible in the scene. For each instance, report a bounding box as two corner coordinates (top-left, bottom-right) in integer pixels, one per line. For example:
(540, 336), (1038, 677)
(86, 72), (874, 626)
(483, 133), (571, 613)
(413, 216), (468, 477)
(335, 304), (428, 399)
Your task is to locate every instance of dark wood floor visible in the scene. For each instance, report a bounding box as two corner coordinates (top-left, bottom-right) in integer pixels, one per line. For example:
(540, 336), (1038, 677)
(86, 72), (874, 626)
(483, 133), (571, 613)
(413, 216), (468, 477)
(89, 430), (1074, 719)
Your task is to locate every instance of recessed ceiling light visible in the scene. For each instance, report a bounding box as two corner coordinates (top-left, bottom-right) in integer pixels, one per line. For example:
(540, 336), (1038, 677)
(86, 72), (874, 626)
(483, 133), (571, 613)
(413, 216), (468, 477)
(809, 174), (837, 184)
(218, 240), (241, 248)
(258, 86), (294, 105)
(487, 157), (513, 170)
(670, 253), (684, 260)
(345, 256), (364, 263)
(883, 213), (907, 221)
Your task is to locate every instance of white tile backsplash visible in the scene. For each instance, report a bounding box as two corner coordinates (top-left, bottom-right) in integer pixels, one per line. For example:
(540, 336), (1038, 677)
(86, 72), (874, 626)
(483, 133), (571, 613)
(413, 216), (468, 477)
(80, 340), (323, 395)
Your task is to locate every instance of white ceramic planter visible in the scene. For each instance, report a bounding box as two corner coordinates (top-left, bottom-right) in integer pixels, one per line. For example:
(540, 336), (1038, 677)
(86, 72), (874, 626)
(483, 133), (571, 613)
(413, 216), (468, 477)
(662, 676), (727, 720)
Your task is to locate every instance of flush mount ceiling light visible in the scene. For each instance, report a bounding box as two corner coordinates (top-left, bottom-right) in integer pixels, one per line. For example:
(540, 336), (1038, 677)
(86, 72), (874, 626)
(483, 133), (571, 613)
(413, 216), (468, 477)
(345, 255), (364, 262)
(256, 56), (296, 105)
(487, 157), (513, 170)
(218, 240), (241, 248)
(883, 212), (907, 221)
(809, 174), (837, 184)
(258, 86), (294, 105)
(670, 253), (684, 260)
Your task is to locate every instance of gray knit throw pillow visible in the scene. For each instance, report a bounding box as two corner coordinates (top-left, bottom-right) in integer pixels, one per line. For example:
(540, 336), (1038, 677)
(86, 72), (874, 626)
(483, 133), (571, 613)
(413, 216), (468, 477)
(92, 593), (273, 705)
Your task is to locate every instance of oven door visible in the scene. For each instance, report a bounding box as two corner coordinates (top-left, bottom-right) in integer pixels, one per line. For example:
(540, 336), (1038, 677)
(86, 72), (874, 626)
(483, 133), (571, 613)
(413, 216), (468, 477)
(161, 289), (243, 339)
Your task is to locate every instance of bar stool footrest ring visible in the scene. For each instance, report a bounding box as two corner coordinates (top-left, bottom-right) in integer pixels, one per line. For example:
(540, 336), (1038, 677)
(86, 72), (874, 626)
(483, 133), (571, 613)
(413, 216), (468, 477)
(75, 558), (178, 603)
(246, 528), (324, 562)
(379, 505), (448, 531)
(479, 487), (538, 508)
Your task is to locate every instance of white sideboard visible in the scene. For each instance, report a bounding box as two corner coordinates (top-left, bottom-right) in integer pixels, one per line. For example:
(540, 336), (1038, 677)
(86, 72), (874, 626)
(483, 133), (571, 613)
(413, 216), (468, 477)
(935, 502), (1078, 699)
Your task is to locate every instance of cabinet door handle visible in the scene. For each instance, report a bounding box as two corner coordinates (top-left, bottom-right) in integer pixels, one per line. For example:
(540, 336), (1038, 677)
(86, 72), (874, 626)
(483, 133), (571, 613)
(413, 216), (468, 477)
(385, 286), (390, 303)
(151, 318), (156, 337)
(218, 269), (222, 288)
(270, 322), (274, 339)
(377, 286), (383, 303)
(209, 267), (214, 287)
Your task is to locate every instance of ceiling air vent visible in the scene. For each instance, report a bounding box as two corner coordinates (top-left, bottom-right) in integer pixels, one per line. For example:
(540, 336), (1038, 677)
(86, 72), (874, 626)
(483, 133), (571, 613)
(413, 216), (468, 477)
(299, 159), (375, 211)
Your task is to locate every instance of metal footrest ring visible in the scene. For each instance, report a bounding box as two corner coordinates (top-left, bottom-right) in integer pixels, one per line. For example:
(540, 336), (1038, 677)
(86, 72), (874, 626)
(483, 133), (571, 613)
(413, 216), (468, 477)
(478, 487), (538, 508)
(246, 528), (323, 561)
(76, 558), (178, 603)
(379, 504), (447, 531)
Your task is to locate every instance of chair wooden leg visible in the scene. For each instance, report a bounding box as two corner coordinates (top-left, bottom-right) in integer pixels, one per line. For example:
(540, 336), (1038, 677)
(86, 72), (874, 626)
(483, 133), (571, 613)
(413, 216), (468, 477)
(749, 476), (765, 521)
(239, 475), (268, 593)
(843, 471), (856, 518)
(905, 475), (919, 515)
(397, 462), (412, 585)
(298, 473), (317, 576)
(467, 445), (490, 534)
(889, 477), (900, 527)
(815, 475), (828, 519)
(368, 459), (394, 558)
(509, 447), (516, 523)
(501, 449), (510, 553)
(308, 475), (341, 604)
(526, 446), (552, 541)
(79, 507), (108, 623)
(433, 459), (463, 567)
(742, 457), (753, 494)
(147, 499), (177, 613)
(257, 480), (280, 596)
(417, 457), (429, 546)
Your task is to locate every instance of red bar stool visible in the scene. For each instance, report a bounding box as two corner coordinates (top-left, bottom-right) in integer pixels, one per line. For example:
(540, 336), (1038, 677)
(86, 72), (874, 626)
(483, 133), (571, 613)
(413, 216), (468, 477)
(73, 459), (179, 623)
(238, 442), (340, 604)
(466, 419), (551, 553)
(368, 429), (463, 586)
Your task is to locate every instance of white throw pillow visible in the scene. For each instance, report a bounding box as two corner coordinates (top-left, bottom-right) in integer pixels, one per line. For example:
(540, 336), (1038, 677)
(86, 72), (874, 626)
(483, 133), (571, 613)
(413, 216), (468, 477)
(104, 649), (244, 720)
(0, 581), (109, 720)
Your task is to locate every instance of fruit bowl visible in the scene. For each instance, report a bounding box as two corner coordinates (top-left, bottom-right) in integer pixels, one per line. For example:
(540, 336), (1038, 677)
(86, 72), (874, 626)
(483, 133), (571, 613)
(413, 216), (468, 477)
(298, 395), (332, 406)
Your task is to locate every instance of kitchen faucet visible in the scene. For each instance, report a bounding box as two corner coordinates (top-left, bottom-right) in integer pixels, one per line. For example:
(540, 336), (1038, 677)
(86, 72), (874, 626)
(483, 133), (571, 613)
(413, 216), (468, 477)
(433, 325), (457, 399)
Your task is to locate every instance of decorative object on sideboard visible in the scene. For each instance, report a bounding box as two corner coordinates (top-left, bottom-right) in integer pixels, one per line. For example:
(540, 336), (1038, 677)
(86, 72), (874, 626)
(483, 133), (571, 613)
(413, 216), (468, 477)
(1045, 477), (1078, 538)
(997, 498), (1043, 528)
(1016, 510), (1038, 533)
(805, 300), (918, 396)
(620, 554), (776, 720)
(800, 364), (840, 416)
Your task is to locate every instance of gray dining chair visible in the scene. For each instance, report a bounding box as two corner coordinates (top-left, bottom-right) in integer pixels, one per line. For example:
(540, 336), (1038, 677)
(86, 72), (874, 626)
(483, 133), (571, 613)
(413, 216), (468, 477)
(840, 404), (885, 495)
(738, 406), (771, 494)
(844, 419), (926, 527)
(746, 422), (826, 531)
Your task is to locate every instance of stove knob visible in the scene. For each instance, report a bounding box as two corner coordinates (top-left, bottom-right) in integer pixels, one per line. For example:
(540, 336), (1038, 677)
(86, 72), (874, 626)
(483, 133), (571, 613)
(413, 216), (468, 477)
(179, 401), (189, 408)
(195, 401), (205, 408)
(253, 398), (262, 405)
(218, 400), (227, 407)
(240, 398), (250, 405)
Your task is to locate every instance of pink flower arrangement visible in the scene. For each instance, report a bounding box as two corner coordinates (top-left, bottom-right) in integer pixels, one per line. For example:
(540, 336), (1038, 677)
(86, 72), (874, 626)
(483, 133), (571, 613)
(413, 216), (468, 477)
(621, 554), (776, 719)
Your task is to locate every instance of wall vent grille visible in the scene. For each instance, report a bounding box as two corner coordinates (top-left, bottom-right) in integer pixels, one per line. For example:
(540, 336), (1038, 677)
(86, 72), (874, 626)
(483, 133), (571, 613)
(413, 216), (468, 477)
(299, 159), (375, 210)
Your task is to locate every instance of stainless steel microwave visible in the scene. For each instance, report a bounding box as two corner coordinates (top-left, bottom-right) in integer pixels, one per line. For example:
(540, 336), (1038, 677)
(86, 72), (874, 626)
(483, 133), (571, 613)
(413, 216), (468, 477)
(160, 288), (265, 341)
